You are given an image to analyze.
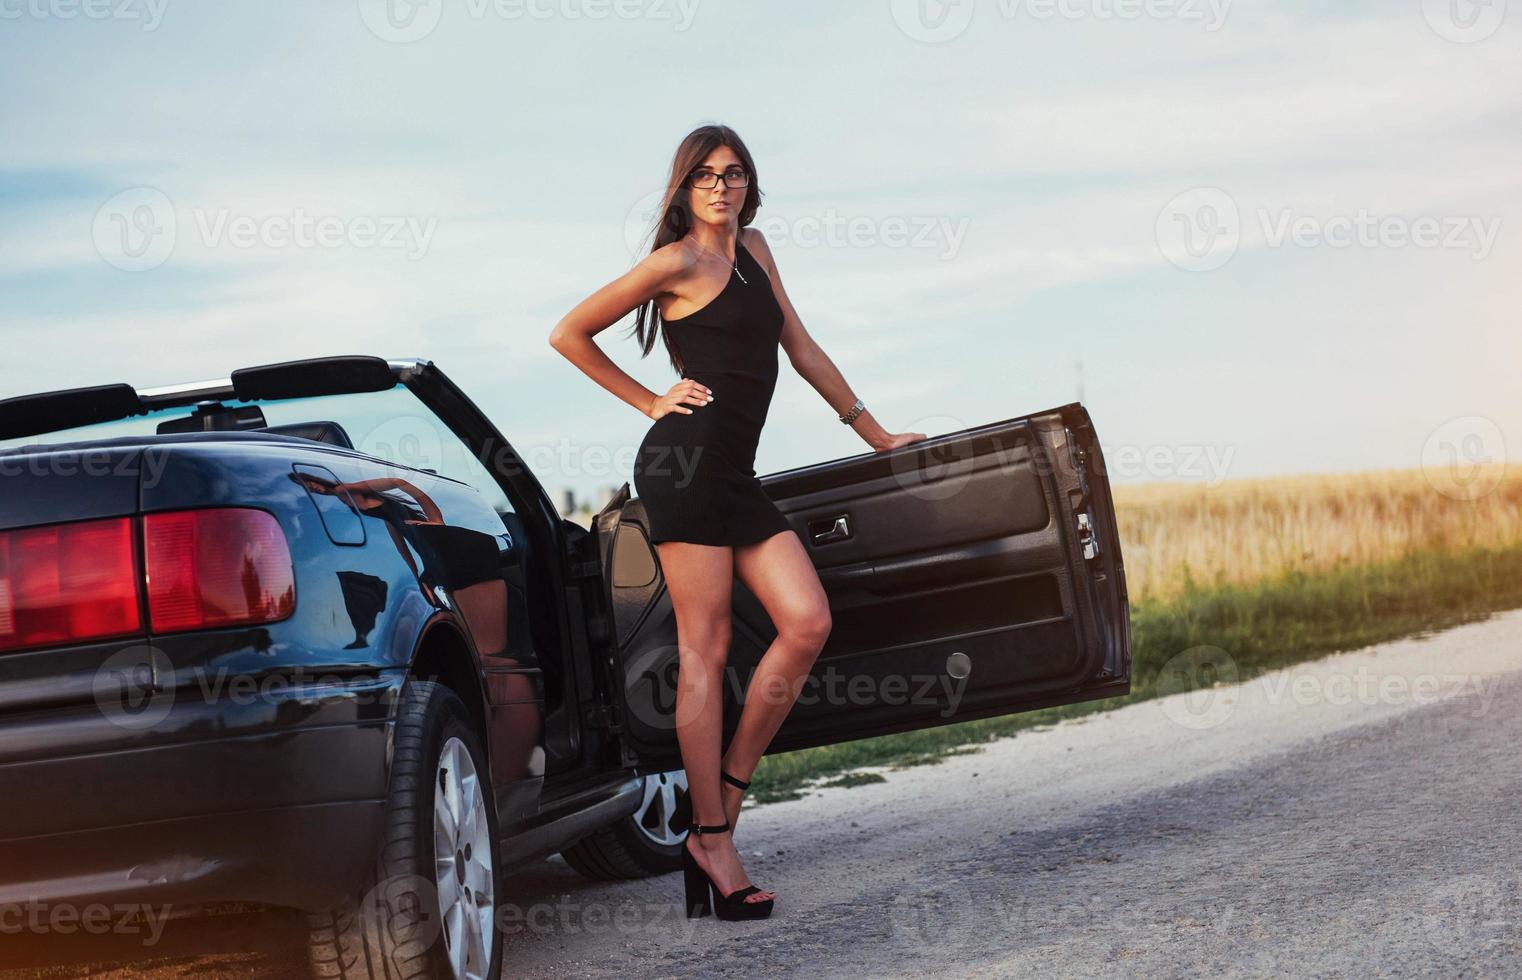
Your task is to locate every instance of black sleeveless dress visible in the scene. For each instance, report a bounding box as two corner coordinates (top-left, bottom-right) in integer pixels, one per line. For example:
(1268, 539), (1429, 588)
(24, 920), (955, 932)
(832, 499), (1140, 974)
(632, 239), (793, 546)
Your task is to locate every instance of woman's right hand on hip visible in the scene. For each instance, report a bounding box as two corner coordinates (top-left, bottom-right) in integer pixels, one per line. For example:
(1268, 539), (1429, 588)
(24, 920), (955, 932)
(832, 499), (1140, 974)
(647, 379), (714, 420)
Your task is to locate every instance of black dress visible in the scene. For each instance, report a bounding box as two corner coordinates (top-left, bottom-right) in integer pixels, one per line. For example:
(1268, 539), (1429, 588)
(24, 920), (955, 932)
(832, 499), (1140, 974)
(632, 239), (794, 546)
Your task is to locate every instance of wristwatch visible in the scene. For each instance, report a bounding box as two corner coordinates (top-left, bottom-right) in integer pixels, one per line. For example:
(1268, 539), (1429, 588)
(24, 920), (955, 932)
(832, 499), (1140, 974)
(838, 398), (865, 424)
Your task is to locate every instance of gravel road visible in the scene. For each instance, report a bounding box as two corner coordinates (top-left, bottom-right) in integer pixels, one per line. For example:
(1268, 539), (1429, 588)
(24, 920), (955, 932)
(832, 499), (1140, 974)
(12, 609), (1522, 978)
(498, 608), (1521, 978)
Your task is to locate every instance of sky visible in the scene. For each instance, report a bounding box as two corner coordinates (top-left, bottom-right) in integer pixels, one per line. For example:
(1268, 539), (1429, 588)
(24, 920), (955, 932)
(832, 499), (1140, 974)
(1, 0), (1517, 508)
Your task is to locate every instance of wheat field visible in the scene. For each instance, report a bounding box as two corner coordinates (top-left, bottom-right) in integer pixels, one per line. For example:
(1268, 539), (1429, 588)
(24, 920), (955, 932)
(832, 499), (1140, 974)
(1111, 464), (1522, 602)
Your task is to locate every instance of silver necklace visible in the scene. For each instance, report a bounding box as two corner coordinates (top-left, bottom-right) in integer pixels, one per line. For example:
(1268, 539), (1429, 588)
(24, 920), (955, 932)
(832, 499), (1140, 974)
(692, 238), (748, 285)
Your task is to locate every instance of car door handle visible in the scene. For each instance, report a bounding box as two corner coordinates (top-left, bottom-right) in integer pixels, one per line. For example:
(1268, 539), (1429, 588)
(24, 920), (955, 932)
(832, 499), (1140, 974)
(809, 514), (851, 545)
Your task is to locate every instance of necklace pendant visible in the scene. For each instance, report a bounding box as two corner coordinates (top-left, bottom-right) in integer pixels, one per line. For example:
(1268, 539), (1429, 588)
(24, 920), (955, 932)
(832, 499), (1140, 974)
(734, 265), (749, 285)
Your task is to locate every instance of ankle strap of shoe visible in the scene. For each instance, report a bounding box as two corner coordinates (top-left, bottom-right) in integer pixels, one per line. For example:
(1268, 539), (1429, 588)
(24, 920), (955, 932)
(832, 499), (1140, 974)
(720, 770), (750, 791)
(689, 820), (730, 835)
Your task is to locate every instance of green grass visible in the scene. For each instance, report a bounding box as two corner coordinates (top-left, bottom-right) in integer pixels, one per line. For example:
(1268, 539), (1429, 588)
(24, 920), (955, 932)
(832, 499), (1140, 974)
(745, 543), (1522, 805)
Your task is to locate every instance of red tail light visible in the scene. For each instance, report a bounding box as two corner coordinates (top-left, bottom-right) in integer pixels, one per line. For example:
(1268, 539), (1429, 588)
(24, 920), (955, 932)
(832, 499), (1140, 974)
(0, 517), (143, 654)
(144, 508), (296, 633)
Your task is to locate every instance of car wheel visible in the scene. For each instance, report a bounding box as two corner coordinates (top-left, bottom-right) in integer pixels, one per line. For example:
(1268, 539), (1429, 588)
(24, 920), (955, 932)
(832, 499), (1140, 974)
(559, 768), (688, 879)
(307, 680), (504, 980)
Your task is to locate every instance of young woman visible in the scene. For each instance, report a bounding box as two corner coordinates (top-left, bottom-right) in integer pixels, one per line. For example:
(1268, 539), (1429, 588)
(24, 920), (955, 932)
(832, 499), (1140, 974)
(549, 123), (926, 920)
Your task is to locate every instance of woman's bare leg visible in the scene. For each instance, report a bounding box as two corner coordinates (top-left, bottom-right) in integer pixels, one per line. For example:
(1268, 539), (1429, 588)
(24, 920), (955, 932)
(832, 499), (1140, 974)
(659, 539), (774, 904)
(721, 529), (832, 830)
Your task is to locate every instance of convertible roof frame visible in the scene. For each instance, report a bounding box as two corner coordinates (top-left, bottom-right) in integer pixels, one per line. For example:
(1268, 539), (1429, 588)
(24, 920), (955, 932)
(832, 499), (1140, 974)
(0, 356), (430, 441)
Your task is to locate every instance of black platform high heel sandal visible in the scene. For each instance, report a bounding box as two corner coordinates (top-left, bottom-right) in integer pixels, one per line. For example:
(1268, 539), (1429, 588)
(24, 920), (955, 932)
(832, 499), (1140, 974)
(681, 819), (774, 920)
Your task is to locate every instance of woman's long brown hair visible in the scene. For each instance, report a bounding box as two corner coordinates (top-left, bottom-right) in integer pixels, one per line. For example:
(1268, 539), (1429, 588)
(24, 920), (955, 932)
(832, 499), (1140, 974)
(627, 123), (764, 376)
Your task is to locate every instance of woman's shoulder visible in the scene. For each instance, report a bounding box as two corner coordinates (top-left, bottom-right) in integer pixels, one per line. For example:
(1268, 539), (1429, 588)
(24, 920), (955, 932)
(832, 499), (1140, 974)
(645, 237), (702, 276)
(739, 227), (776, 276)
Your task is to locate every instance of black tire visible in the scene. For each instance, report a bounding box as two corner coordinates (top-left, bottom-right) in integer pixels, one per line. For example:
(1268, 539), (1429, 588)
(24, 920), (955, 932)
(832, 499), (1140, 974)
(560, 768), (688, 880)
(307, 680), (505, 980)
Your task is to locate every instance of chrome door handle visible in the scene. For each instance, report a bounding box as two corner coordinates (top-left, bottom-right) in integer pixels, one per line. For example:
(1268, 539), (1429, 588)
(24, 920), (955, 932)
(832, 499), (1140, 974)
(810, 514), (851, 545)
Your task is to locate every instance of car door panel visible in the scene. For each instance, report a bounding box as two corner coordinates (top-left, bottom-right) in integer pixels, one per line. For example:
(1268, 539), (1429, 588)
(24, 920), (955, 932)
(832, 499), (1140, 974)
(603, 402), (1130, 771)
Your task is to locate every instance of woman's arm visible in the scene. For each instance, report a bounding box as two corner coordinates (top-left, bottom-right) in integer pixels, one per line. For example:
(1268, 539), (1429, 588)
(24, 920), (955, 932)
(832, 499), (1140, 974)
(548, 244), (703, 419)
(741, 228), (927, 453)
(335, 478), (444, 522)
(389, 479), (444, 523)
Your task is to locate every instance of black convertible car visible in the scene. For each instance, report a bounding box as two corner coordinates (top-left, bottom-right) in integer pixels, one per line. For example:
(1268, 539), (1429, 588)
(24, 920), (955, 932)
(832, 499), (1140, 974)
(0, 355), (1130, 979)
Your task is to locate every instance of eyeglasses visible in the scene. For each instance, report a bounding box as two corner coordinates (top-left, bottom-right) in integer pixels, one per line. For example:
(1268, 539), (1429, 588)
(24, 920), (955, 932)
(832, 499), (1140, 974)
(688, 168), (750, 189)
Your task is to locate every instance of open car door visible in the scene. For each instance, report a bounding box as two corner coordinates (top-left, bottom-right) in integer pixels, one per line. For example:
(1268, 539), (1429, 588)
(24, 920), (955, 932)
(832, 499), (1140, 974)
(597, 402), (1130, 773)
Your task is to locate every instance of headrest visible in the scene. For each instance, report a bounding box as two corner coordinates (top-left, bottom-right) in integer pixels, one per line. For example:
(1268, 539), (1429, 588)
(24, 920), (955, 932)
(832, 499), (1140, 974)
(260, 420), (355, 449)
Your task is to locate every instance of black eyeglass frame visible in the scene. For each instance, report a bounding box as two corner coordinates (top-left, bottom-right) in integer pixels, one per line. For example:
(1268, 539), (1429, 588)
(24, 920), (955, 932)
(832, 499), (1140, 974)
(687, 168), (751, 189)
